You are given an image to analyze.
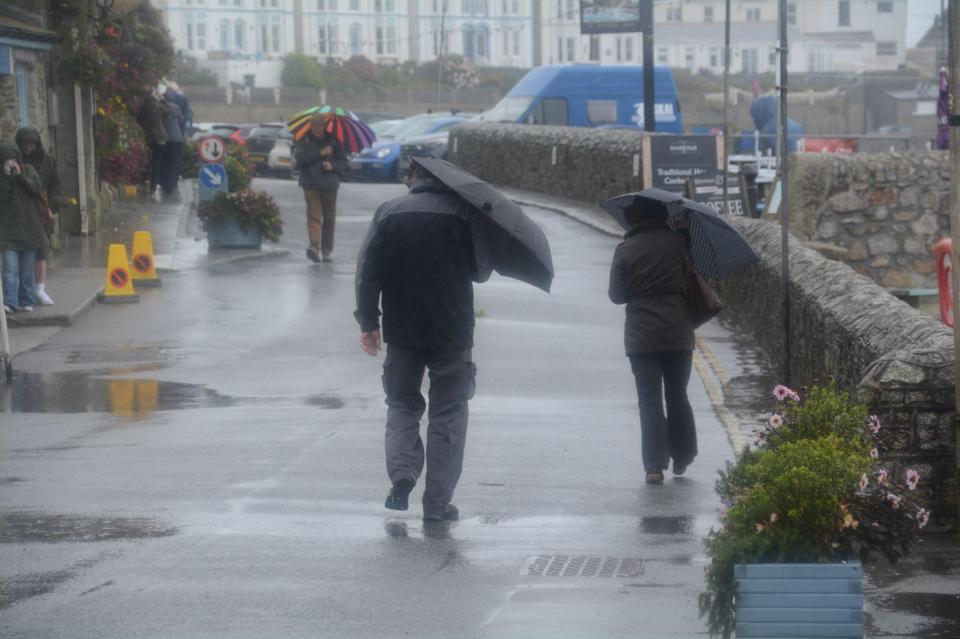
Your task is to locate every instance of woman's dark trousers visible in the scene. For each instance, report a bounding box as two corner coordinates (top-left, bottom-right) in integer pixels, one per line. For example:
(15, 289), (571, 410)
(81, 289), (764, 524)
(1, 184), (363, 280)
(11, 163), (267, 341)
(382, 344), (476, 519)
(629, 350), (697, 474)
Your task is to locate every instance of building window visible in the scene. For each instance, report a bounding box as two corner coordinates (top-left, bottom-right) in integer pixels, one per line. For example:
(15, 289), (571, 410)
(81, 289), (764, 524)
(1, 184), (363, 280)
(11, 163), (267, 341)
(503, 27), (509, 55)
(375, 20), (396, 55)
(704, 6), (713, 22)
(742, 48), (759, 74)
(746, 8), (761, 22)
(878, 1), (893, 13)
(657, 47), (668, 64)
(557, 37), (563, 62)
(710, 47), (719, 67)
(220, 20), (229, 49)
(234, 20), (245, 49)
(566, 36), (575, 62)
(625, 37), (633, 61)
(685, 46), (695, 69)
(233, 0), (241, 6)
(513, 29), (521, 56)
(186, 23), (194, 50)
(197, 22), (207, 50)
(319, 22), (339, 54)
(271, 24), (280, 52)
(15, 63), (30, 127)
(769, 47), (776, 66)
(261, 25), (268, 52)
(838, 0), (850, 27)
(270, 0), (277, 6)
(876, 41), (897, 56)
(666, 5), (681, 21)
(589, 35), (599, 61)
(318, 0), (339, 9)
(350, 23), (361, 54)
(615, 37), (622, 62)
(787, 3), (796, 25)
(565, 0), (575, 20)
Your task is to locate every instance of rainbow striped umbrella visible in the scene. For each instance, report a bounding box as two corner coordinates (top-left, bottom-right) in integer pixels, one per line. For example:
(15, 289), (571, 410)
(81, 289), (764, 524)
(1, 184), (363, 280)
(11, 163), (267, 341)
(286, 106), (377, 153)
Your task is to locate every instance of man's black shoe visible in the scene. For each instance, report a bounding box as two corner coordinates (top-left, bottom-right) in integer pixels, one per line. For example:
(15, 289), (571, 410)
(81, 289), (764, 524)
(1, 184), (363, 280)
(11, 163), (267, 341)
(423, 503), (458, 522)
(385, 478), (414, 511)
(306, 248), (322, 263)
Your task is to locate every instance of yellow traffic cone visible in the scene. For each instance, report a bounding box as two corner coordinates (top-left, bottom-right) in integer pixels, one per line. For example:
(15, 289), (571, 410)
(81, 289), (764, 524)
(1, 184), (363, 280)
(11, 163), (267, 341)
(130, 231), (162, 287)
(98, 243), (140, 303)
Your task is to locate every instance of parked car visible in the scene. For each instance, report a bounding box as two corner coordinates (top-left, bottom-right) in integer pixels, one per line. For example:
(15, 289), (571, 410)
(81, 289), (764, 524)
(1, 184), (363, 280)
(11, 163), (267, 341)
(397, 131), (453, 179)
(369, 119), (405, 139)
(244, 123), (284, 174)
(348, 114), (467, 182)
(267, 128), (296, 179)
(190, 122), (239, 143)
(476, 65), (683, 132)
(229, 123), (258, 146)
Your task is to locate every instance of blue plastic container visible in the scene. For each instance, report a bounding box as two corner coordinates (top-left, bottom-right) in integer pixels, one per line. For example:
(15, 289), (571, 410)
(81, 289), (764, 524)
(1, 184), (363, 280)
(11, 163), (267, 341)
(206, 218), (262, 250)
(734, 562), (864, 638)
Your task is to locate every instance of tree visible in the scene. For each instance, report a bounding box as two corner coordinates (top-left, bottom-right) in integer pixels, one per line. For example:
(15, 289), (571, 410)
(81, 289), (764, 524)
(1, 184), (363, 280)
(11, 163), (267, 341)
(281, 53), (323, 89)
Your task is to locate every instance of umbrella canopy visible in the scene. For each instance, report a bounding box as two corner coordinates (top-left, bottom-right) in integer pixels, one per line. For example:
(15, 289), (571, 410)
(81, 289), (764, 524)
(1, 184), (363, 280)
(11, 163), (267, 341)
(410, 157), (554, 293)
(286, 106), (376, 153)
(599, 188), (760, 279)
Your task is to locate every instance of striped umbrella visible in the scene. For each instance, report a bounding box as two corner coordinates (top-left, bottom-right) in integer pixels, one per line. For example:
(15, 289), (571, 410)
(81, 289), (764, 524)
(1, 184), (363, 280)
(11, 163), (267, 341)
(599, 188), (759, 279)
(286, 106), (377, 153)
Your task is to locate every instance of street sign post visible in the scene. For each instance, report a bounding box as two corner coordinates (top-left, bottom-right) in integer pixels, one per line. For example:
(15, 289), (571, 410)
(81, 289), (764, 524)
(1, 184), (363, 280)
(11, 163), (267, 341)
(198, 136), (227, 164)
(198, 162), (228, 204)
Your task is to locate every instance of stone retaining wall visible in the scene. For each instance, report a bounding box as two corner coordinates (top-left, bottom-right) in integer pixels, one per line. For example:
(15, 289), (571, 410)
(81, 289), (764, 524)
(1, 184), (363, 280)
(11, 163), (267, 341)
(448, 122), (643, 206)
(787, 152), (951, 289)
(715, 218), (956, 528)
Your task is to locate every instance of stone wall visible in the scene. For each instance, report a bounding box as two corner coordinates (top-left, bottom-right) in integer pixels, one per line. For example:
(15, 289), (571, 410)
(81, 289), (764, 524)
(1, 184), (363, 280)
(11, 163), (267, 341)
(715, 218), (956, 528)
(448, 122), (643, 205)
(787, 152), (951, 289)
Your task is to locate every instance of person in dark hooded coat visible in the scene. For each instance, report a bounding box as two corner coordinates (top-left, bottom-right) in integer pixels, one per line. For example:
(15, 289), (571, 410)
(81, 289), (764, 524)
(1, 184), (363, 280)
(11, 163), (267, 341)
(354, 163), (479, 524)
(16, 127), (60, 306)
(136, 87), (170, 195)
(608, 201), (697, 485)
(0, 143), (47, 313)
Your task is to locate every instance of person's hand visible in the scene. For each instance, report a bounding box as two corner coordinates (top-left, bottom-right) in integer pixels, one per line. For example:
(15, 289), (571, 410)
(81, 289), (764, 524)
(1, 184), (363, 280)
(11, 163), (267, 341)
(322, 161), (334, 171)
(360, 330), (381, 356)
(3, 159), (20, 176)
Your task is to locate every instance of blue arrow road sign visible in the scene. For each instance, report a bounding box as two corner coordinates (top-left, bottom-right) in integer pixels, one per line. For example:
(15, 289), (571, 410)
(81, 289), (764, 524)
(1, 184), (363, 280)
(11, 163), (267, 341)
(199, 163), (227, 189)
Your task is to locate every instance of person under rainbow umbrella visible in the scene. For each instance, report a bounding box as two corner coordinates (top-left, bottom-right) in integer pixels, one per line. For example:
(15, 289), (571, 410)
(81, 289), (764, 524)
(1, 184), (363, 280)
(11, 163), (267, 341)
(286, 106), (377, 153)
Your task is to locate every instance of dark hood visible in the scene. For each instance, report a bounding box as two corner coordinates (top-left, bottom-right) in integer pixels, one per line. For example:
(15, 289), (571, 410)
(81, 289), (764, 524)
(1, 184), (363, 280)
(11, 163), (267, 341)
(0, 142), (20, 162)
(15, 127), (43, 152)
(750, 96), (777, 131)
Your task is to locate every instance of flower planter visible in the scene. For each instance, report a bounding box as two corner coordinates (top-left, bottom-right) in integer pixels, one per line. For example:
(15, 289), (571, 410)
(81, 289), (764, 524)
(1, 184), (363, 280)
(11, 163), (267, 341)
(735, 562), (863, 638)
(206, 218), (262, 250)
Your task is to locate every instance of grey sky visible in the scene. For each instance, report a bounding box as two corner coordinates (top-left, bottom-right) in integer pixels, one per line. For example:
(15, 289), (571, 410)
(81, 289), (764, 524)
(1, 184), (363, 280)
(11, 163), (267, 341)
(907, 0), (942, 47)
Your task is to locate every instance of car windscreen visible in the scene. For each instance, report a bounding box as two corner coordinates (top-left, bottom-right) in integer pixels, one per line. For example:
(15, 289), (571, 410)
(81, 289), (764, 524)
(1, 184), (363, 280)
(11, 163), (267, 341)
(394, 119), (460, 141)
(480, 96), (534, 123)
(250, 126), (281, 138)
(371, 120), (402, 138)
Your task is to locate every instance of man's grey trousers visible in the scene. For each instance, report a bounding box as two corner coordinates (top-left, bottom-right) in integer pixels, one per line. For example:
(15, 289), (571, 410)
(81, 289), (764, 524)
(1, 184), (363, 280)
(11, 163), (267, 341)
(382, 344), (476, 518)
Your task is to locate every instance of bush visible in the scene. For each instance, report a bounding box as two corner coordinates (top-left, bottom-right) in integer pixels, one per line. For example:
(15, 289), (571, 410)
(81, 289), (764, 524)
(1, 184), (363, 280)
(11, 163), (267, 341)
(197, 189), (283, 243)
(282, 53), (323, 89)
(224, 145), (253, 193)
(700, 384), (931, 639)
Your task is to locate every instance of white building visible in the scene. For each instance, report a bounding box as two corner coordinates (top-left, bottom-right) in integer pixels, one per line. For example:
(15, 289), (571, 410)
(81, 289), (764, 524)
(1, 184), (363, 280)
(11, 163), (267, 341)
(538, 0), (908, 74)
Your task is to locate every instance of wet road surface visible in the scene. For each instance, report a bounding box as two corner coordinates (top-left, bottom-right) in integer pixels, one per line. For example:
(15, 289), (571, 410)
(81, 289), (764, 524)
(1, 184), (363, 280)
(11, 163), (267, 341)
(1, 178), (957, 638)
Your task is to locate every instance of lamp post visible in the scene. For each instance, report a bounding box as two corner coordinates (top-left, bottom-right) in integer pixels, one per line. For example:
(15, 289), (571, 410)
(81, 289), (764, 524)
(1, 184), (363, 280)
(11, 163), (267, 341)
(778, 0), (791, 384)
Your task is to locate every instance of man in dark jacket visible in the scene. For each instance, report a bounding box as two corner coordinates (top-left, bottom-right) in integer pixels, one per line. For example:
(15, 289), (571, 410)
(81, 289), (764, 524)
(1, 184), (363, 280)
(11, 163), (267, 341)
(136, 87), (169, 196)
(1, 143), (47, 314)
(160, 90), (186, 195)
(294, 114), (347, 262)
(164, 81), (193, 136)
(355, 164), (478, 523)
(15, 127), (60, 306)
(608, 209), (697, 485)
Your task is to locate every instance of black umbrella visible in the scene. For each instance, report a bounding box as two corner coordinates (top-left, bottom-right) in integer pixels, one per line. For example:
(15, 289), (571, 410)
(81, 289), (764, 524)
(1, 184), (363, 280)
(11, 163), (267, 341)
(410, 157), (554, 293)
(599, 188), (760, 279)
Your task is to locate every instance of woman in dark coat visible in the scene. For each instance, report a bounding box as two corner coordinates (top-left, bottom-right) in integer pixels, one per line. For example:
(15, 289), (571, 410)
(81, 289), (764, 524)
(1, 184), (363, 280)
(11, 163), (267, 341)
(16, 127), (60, 306)
(608, 201), (697, 485)
(1, 143), (47, 314)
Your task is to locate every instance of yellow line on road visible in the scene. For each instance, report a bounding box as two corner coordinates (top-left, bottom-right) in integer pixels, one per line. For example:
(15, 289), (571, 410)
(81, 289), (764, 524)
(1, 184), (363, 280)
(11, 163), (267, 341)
(693, 337), (747, 453)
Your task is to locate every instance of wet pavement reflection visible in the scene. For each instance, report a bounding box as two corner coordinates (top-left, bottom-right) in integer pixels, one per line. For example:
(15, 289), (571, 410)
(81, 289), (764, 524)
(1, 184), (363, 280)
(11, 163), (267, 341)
(0, 511), (177, 544)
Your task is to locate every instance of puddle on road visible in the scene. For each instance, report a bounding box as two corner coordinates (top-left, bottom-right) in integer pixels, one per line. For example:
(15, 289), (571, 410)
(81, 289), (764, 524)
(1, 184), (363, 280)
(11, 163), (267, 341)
(867, 592), (960, 639)
(0, 511), (177, 544)
(4, 369), (234, 416)
(0, 570), (72, 609)
(639, 516), (693, 536)
(305, 394), (346, 409)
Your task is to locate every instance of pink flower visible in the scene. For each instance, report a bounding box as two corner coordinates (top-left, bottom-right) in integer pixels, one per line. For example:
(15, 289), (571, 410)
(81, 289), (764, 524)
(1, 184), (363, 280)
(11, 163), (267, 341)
(868, 415), (881, 434)
(769, 414), (783, 428)
(916, 508), (930, 529)
(877, 468), (889, 486)
(870, 448), (879, 459)
(772, 385), (792, 401)
(789, 391), (800, 402)
(905, 469), (920, 491)
(859, 473), (869, 491)
(886, 493), (902, 510)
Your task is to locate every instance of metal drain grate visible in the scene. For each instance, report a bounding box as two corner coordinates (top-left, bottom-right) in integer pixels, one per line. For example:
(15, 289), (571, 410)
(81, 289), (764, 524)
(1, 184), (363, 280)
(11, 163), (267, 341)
(523, 555), (643, 578)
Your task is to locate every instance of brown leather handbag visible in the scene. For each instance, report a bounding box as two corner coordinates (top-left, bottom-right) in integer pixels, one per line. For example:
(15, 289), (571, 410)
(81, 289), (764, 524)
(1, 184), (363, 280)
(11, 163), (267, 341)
(682, 251), (722, 328)
(36, 192), (54, 224)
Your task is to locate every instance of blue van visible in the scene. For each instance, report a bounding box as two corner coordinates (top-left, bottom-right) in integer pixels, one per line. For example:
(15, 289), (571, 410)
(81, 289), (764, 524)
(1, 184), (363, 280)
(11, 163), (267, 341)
(478, 65), (682, 132)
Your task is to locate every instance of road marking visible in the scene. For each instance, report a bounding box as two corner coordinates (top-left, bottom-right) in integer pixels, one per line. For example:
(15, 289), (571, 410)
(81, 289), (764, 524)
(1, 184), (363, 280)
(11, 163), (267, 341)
(693, 338), (747, 453)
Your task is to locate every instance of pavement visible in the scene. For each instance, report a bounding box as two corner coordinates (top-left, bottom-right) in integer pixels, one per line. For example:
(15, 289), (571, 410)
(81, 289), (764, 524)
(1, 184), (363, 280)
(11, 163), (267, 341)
(4, 181), (287, 355)
(0, 178), (957, 638)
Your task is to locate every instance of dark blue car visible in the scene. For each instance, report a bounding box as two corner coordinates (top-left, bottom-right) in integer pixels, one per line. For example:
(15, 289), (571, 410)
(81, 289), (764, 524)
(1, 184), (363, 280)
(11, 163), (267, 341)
(348, 114), (467, 182)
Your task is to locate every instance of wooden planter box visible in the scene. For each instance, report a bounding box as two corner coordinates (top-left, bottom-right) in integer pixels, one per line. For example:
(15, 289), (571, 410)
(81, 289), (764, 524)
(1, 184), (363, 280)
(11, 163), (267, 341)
(734, 562), (864, 638)
(206, 218), (262, 250)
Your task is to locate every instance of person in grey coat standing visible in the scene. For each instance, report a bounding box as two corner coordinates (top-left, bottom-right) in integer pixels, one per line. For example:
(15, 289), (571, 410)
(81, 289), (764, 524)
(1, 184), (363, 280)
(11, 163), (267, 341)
(136, 87), (169, 195)
(294, 113), (348, 262)
(354, 164), (478, 523)
(608, 202), (697, 485)
(160, 91), (185, 195)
